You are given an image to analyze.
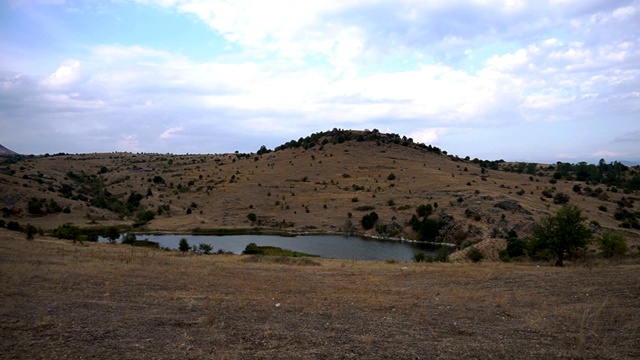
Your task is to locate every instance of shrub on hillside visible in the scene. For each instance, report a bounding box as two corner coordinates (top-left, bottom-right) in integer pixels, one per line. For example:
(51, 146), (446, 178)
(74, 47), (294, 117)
(598, 232), (628, 258)
(178, 238), (190, 252)
(553, 192), (570, 204)
(467, 247), (485, 262)
(361, 211), (379, 230)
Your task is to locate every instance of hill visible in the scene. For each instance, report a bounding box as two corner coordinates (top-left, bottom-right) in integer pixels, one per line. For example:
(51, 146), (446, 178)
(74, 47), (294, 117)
(0, 144), (17, 156)
(0, 129), (639, 252)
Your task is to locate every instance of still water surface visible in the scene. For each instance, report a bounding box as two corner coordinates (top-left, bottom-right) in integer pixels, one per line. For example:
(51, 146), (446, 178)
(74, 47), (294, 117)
(134, 234), (435, 262)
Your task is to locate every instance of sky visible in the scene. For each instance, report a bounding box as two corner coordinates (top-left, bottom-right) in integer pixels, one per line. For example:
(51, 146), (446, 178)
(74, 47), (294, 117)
(1, 0), (639, 163)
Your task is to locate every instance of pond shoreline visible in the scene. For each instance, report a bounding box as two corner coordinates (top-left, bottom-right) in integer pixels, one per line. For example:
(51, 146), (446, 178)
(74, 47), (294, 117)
(132, 227), (457, 248)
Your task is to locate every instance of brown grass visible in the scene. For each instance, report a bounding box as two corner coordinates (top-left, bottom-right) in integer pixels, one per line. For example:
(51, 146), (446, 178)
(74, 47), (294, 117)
(1, 229), (639, 359)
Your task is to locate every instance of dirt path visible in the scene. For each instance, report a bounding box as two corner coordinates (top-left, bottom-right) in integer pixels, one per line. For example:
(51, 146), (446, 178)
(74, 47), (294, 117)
(1, 232), (639, 359)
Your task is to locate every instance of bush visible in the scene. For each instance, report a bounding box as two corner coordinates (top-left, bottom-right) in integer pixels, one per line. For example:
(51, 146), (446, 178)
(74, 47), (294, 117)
(361, 211), (379, 230)
(6, 221), (21, 232)
(52, 223), (81, 240)
(416, 204), (433, 217)
(178, 238), (190, 252)
(135, 210), (155, 226)
(27, 198), (44, 214)
(598, 232), (628, 258)
(122, 233), (136, 245)
(466, 247), (485, 262)
(505, 237), (527, 258)
(375, 223), (388, 234)
(387, 173), (396, 181)
(24, 223), (37, 240)
(247, 212), (257, 224)
(413, 251), (428, 262)
(197, 243), (213, 255)
(243, 242), (263, 255)
(354, 205), (375, 211)
(553, 192), (570, 204)
(103, 226), (120, 244)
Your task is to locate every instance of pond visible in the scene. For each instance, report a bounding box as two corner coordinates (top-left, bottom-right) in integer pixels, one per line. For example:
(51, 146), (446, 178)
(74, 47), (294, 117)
(123, 234), (438, 262)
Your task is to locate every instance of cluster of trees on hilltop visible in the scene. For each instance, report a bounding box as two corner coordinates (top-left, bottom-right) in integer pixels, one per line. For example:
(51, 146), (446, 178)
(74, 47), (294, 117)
(265, 128), (443, 155)
(550, 160), (640, 190)
(471, 158), (639, 191)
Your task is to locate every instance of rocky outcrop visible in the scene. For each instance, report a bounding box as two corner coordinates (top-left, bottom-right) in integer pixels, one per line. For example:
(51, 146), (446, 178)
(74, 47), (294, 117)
(493, 200), (532, 215)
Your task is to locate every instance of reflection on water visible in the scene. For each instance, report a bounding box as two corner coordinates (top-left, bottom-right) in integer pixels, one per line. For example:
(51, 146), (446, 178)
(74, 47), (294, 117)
(130, 234), (438, 262)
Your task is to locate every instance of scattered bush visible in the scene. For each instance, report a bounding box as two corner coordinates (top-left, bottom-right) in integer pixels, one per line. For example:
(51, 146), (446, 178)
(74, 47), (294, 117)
(197, 243), (213, 255)
(354, 205), (375, 211)
(24, 223), (37, 240)
(361, 211), (379, 230)
(466, 247), (484, 262)
(247, 212), (257, 224)
(122, 233), (137, 245)
(178, 238), (190, 252)
(413, 251), (428, 262)
(416, 204), (433, 217)
(52, 223), (81, 241)
(553, 192), (570, 204)
(103, 226), (120, 244)
(598, 232), (628, 258)
(6, 221), (22, 232)
(413, 247), (451, 262)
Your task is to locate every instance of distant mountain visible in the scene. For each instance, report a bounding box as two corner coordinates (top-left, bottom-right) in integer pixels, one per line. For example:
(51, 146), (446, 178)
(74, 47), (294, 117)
(621, 160), (640, 167)
(0, 144), (18, 156)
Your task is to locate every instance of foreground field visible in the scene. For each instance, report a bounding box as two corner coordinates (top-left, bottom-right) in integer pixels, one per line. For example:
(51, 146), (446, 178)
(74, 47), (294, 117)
(1, 230), (639, 359)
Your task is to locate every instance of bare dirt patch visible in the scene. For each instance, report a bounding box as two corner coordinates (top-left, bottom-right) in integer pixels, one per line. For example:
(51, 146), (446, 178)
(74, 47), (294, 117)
(1, 230), (639, 359)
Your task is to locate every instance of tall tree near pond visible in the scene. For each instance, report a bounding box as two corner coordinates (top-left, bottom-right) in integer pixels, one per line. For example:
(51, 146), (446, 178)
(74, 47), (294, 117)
(530, 205), (591, 267)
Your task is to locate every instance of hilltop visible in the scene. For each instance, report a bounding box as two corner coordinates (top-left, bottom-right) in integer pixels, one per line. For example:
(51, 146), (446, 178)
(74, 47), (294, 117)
(0, 129), (639, 252)
(0, 144), (17, 156)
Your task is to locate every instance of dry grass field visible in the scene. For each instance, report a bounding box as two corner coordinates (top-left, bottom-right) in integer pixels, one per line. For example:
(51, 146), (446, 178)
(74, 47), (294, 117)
(1, 229), (639, 359)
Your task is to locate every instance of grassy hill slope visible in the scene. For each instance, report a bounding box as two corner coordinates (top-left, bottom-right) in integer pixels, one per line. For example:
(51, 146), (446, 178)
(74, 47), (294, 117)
(1, 129), (638, 250)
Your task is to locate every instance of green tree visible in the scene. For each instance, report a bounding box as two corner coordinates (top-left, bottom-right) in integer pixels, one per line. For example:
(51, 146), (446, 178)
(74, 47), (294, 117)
(553, 192), (570, 204)
(361, 211), (379, 230)
(27, 198), (44, 214)
(247, 212), (257, 224)
(530, 205), (591, 266)
(104, 226), (120, 244)
(7, 221), (22, 232)
(598, 232), (628, 258)
(122, 233), (137, 245)
(198, 243), (213, 255)
(24, 223), (37, 240)
(178, 238), (190, 252)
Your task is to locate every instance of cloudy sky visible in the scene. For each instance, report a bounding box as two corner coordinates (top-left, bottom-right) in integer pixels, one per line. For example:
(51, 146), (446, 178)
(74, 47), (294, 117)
(1, 0), (639, 163)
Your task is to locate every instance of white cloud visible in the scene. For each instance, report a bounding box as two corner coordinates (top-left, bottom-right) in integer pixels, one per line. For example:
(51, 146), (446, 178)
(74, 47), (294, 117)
(42, 60), (80, 88)
(2, 0), (639, 160)
(409, 128), (449, 144)
(160, 126), (183, 139)
(117, 135), (141, 152)
(592, 150), (625, 158)
(92, 45), (179, 63)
